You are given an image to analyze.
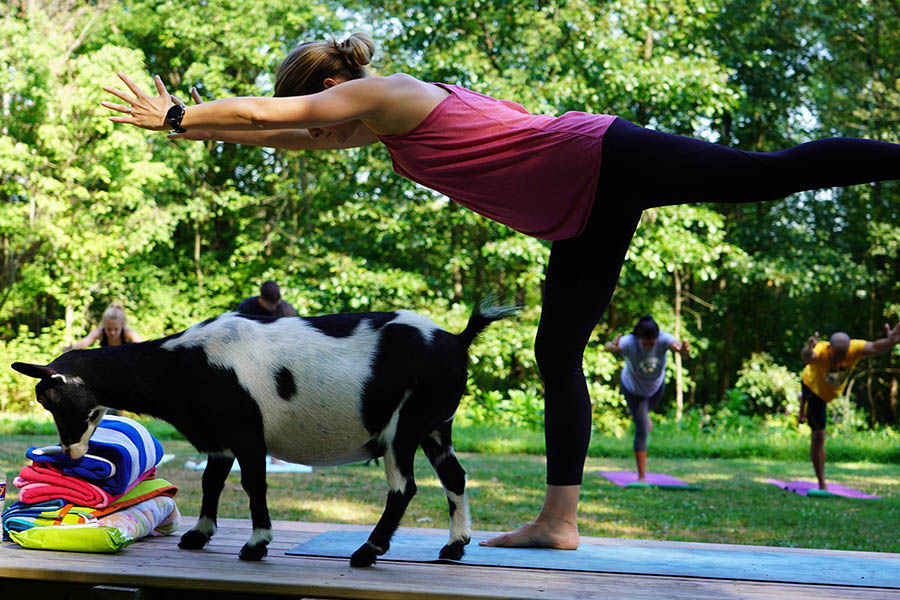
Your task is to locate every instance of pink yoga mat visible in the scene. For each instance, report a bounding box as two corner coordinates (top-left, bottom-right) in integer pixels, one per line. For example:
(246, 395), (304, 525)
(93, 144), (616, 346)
(598, 471), (698, 488)
(765, 479), (880, 499)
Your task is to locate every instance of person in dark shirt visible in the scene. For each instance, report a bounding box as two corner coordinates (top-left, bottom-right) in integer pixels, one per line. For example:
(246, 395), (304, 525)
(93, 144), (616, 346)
(237, 280), (298, 317)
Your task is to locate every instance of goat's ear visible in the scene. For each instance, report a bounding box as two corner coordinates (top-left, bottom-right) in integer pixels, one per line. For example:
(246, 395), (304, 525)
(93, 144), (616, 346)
(11, 362), (58, 380)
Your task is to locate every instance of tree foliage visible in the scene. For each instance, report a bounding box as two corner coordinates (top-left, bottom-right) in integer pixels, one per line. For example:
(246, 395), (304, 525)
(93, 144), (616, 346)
(2, 0), (898, 430)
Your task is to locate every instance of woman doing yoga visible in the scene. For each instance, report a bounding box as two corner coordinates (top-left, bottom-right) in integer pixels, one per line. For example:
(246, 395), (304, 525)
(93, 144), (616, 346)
(102, 32), (900, 550)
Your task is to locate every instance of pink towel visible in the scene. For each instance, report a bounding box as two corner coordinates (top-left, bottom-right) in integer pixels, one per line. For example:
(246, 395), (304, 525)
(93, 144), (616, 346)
(15, 463), (114, 507)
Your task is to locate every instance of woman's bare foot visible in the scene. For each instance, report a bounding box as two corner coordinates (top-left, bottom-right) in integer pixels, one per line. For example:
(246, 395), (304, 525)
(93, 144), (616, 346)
(479, 484), (581, 549)
(479, 518), (580, 549)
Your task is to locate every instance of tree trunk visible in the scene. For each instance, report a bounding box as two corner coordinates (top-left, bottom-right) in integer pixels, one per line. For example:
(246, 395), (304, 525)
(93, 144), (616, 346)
(194, 222), (203, 295)
(65, 304), (75, 343)
(718, 304), (734, 404)
(674, 267), (684, 422)
(448, 204), (463, 302)
(890, 375), (898, 423)
(867, 287), (875, 424)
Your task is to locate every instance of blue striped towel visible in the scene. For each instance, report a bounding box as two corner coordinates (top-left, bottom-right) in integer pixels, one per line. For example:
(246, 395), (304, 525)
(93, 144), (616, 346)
(26, 415), (164, 496)
(1, 499), (69, 538)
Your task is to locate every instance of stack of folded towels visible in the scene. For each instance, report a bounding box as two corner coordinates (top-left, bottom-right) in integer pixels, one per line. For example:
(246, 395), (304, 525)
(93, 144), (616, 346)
(1, 415), (181, 552)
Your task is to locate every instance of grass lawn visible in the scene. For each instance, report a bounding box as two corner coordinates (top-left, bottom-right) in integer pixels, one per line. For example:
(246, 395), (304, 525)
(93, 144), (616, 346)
(3, 433), (898, 554)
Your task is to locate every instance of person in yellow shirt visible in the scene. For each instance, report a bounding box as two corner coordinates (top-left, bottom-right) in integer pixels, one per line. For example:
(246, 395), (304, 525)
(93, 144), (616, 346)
(800, 324), (900, 489)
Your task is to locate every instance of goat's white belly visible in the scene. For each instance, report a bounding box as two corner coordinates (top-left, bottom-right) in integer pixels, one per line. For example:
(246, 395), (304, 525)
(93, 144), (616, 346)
(259, 397), (373, 466)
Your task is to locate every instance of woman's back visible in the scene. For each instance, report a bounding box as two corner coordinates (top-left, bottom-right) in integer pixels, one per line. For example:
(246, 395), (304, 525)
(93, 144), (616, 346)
(377, 83), (616, 240)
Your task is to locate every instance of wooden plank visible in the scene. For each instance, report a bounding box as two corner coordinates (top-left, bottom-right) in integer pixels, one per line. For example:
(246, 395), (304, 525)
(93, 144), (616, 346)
(2, 519), (899, 600)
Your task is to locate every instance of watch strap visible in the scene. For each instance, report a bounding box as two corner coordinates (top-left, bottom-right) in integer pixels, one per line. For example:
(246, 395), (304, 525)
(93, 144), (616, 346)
(165, 104), (187, 133)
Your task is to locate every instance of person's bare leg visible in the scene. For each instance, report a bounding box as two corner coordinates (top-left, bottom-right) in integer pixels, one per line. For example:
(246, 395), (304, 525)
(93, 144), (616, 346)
(811, 430), (827, 490)
(635, 450), (647, 482)
(479, 484), (580, 549)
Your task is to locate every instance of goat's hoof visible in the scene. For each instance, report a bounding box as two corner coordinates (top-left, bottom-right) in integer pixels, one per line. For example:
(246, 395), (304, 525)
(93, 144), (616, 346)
(439, 540), (467, 561)
(179, 530), (210, 550)
(350, 542), (383, 567)
(239, 541), (268, 561)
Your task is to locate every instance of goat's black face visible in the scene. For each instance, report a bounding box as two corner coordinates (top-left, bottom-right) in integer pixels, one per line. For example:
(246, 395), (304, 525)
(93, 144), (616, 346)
(12, 361), (104, 459)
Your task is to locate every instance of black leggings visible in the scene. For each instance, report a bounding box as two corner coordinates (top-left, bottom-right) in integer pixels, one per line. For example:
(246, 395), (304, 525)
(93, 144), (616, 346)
(536, 117), (900, 486)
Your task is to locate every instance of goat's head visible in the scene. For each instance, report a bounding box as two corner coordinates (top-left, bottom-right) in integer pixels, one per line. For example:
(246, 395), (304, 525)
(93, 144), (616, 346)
(11, 362), (107, 460)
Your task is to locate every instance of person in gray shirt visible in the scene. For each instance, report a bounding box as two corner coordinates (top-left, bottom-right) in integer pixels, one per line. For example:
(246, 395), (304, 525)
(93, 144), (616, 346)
(604, 315), (690, 482)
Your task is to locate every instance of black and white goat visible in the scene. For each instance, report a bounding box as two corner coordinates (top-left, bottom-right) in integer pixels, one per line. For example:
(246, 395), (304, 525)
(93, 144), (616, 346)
(12, 300), (519, 565)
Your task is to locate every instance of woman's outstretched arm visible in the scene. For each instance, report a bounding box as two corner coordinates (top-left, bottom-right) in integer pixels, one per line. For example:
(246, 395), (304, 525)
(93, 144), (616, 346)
(102, 73), (395, 132)
(668, 338), (691, 357)
(603, 333), (623, 356)
(164, 87), (379, 150)
(63, 326), (102, 352)
(171, 126), (380, 150)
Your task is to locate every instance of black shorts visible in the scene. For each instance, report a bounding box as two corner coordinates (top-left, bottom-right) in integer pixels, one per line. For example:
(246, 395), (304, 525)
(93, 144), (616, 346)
(801, 382), (827, 432)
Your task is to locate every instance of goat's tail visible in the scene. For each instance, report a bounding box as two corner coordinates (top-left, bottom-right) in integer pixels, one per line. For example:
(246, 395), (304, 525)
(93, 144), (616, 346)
(457, 296), (522, 348)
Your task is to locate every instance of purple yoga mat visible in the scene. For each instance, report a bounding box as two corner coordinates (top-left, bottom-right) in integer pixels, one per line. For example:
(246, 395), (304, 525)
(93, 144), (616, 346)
(599, 471), (693, 488)
(765, 479), (880, 499)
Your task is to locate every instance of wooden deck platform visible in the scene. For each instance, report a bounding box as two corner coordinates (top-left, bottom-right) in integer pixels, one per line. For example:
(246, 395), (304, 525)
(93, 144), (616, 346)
(2, 517), (899, 599)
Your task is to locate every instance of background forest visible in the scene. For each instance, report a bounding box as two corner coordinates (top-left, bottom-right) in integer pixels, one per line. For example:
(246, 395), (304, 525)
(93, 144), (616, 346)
(2, 0), (899, 436)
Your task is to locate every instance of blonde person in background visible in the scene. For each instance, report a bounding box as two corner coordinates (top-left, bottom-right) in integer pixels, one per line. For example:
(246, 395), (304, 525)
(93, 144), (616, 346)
(63, 303), (143, 352)
(800, 324), (900, 490)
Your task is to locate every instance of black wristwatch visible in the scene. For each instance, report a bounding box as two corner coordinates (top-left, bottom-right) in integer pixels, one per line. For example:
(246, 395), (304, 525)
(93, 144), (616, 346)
(165, 104), (187, 133)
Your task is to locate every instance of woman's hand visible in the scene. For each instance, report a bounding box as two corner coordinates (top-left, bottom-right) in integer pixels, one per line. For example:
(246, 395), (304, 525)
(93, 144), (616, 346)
(604, 333), (622, 355)
(168, 87), (215, 141)
(101, 73), (175, 131)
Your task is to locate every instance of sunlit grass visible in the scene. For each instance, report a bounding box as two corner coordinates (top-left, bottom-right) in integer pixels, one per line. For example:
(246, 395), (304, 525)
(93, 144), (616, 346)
(5, 415), (900, 463)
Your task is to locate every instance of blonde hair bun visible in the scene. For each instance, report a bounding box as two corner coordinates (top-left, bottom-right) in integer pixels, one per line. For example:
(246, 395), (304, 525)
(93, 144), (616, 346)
(275, 33), (375, 97)
(335, 33), (375, 70)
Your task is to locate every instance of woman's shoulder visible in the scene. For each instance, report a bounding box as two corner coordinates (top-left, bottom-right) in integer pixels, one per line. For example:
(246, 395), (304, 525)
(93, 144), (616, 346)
(354, 72), (423, 90)
(362, 74), (451, 136)
(381, 72), (420, 84)
(657, 331), (677, 345)
(346, 73), (439, 109)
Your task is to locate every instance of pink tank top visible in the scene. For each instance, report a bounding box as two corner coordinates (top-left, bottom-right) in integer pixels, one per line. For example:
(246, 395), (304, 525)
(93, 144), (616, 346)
(377, 84), (616, 240)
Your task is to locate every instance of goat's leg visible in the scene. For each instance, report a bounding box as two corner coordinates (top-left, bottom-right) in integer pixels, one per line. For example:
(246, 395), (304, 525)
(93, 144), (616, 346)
(350, 439), (418, 567)
(179, 453), (234, 550)
(234, 448), (272, 561)
(422, 421), (471, 560)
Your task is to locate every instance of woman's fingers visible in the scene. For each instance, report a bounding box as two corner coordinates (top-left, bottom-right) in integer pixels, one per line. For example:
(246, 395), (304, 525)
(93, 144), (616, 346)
(190, 87), (203, 104)
(100, 100), (133, 114)
(154, 74), (169, 98)
(103, 85), (134, 104)
(117, 72), (147, 98)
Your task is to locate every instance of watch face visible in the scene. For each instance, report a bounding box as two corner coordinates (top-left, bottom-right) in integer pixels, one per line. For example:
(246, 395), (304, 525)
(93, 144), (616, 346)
(166, 104), (186, 131)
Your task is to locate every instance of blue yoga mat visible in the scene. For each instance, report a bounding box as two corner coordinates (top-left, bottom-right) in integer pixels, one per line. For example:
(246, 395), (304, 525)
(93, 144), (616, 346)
(286, 530), (900, 588)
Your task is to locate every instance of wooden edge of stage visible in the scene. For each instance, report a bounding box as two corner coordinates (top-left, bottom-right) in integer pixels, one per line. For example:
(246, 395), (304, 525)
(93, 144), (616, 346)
(2, 517), (899, 600)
